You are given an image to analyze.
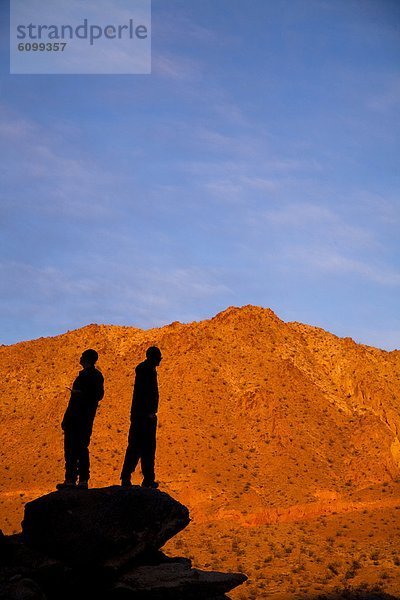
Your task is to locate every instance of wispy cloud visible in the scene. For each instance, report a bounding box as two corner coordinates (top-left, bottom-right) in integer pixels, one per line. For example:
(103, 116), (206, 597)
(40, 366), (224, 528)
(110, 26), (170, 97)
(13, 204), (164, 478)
(152, 54), (203, 80)
(0, 114), (35, 139)
(255, 201), (376, 248)
(284, 248), (400, 286)
(0, 257), (232, 343)
(351, 190), (400, 226)
(0, 106), (124, 220)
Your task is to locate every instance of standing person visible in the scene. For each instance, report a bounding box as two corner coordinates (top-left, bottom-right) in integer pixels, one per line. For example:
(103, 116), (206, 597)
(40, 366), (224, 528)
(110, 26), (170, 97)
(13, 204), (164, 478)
(120, 346), (162, 489)
(57, 349), (104, 490)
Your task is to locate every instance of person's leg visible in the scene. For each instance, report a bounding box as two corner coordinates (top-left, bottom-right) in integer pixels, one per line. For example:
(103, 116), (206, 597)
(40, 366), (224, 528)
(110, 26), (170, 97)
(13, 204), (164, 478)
(57, 430), (78, 488)
(120, 422), (141, 482)
(141, 417), (157, 485)
(64, 430), (78, 483)
(77, 429), (91, 485)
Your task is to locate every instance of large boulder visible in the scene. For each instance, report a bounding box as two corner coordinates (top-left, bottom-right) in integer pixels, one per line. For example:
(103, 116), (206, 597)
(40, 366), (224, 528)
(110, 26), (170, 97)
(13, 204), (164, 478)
(3, 487), (248, 599)
(22, 486), (190, 566)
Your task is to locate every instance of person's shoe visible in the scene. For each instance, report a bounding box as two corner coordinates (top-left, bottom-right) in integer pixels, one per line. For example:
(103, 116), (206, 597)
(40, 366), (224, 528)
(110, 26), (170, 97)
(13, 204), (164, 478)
(141, 480), (159, 489)
(56, 480), (76, 490)
(77, 480), (88, 489)
(121, 479), (132, 488)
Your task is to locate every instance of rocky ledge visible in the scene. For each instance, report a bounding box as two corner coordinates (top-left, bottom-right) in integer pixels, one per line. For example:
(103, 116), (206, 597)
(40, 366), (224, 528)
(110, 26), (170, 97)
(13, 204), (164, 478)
(0, 486), (246, 599)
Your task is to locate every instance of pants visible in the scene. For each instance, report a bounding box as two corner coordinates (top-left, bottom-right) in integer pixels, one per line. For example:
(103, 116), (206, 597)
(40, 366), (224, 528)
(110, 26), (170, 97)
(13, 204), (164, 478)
(121, 415), (157, 483)
(64, 427), (92, 482)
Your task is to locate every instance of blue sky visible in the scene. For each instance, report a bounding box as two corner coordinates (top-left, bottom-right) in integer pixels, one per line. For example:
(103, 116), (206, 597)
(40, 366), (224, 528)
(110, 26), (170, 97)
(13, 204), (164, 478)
(0, 0), (399, 349)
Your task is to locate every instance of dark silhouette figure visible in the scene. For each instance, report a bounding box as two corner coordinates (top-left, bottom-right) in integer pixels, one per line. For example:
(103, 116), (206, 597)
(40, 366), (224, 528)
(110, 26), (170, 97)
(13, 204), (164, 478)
(57, 349), (104, 490)
(121, 346), (162, 489)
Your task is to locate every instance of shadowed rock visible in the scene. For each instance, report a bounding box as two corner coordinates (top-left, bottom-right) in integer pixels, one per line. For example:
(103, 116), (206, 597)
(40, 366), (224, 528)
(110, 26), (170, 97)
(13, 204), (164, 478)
(113, 561), (247, 599)
(22, 486), (190, 566)
(0, 487), (247, 599)
(0, 577), (46, 600)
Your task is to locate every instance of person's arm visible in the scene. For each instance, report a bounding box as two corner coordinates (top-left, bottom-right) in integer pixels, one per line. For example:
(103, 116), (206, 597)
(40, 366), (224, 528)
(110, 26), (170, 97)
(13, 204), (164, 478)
(97, 373), (104, 402)
(147, 368), (159, 416)
(130, 365), (142, 419)
(62, 377), (81, 429)
(67, 386), (82, 394)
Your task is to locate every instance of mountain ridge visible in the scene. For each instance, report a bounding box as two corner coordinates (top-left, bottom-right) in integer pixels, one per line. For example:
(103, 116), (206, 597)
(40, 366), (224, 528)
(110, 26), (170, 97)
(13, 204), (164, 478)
(5, 303), (396, 352)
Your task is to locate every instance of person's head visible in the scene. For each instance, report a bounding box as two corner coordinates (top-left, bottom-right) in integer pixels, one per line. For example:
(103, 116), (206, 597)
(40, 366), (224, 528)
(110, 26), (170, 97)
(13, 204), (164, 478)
(146, 346), (162, 366)
(80, 349), (98, 368)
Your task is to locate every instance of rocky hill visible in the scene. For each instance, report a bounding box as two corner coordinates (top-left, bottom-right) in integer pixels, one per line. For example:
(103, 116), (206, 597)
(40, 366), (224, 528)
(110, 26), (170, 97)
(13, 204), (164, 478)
(1, 305), (400, 598)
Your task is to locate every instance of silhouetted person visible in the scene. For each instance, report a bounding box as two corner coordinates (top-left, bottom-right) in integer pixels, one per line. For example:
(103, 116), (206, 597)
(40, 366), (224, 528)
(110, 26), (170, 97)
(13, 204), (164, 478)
(121, 346), (162, 489)
(57, 349), (104, 490)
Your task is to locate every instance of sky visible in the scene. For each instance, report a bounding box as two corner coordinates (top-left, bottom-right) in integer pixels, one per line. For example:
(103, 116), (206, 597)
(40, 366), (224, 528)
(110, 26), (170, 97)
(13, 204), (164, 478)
(0, 0), (399, 349)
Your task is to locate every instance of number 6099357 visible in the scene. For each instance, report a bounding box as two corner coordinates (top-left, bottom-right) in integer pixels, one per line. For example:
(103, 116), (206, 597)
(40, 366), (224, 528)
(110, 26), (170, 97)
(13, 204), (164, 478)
(17, 42), (67, 51)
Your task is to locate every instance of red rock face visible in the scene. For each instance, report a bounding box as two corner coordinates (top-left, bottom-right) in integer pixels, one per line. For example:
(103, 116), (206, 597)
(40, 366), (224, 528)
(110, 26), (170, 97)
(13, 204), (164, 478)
(1, 305), (400, 598)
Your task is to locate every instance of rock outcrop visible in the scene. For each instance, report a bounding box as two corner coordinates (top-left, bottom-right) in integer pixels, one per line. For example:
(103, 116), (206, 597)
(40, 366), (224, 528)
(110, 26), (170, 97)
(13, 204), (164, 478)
(22, 486), (190, 566)
(0, 487), (247, 599)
